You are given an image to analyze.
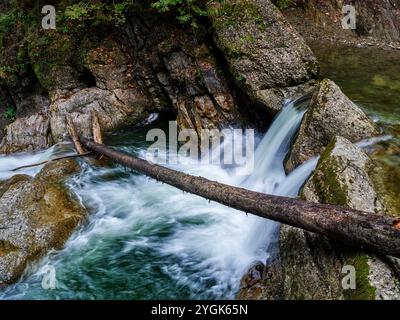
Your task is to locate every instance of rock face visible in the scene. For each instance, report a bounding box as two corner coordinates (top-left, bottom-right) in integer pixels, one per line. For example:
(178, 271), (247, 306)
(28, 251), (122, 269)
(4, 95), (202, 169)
(0, 3), (249, 153)
(286, 79), (379, 171)
(239, 136), (400, 300)
(49, 38), (157, 142)
(354, 0), (400, 42)
(0, 114), (53, 154)
(299, 137), (400, 300)
(0, 159), (86, 286)
(0, 0), (321, 153)
(208, 0), (319, 115)
(151, 32), (244, 135)
(282, 0), (400, 47)
(302, 136), (383, 211)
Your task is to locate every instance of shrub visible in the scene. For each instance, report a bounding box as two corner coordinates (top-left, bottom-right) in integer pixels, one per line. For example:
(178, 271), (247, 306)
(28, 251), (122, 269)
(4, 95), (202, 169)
(3, 105), (16, 121)
(151, 0), (207, 27)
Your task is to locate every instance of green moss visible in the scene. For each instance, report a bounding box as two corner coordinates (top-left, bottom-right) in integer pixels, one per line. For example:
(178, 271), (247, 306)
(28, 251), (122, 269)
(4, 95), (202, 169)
(209, 0), (266, 31)
(217, 38), (244, 59)
(3, 104), (16, 121)
(0, 0), (142, 91)
(344, 255), (376, 300)
(235, 74), (246, 83)
(312, 140), (349, 207)
(273, 0), (295, 11)
(368, 157), (400, 217)
(195, 69), (205, 87)
(152, 0), (207, 27)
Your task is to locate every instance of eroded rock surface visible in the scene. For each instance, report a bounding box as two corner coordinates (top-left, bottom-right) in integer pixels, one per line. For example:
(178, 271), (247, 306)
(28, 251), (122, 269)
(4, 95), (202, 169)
(286, 79), (379, 171)
(0, 159), (86, 286)
(239, 136), (400, 300)
(208, 0), (319, 115)
(0, 114), (53, 154)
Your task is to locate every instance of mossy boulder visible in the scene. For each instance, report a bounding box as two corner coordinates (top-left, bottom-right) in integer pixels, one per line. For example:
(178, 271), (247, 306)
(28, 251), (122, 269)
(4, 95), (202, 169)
(285, 137), (399, 300)
(286, 79), (380, 172)
(302, 136), (383, 212)
(239, 136), (400, 300)
(207, 0), (319, 115)
(0, 159), (87, 286)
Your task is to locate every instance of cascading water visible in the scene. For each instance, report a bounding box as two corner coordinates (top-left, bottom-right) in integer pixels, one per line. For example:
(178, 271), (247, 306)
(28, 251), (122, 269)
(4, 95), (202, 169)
(0, 142), (76, 180)
(0, 96), (318, 300)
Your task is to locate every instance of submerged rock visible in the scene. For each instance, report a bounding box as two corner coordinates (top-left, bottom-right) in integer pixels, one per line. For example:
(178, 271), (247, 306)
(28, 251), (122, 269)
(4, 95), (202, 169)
(0, 159), (86, 286)
(286, 79), (379, 172)
(208, 0), (319, 115)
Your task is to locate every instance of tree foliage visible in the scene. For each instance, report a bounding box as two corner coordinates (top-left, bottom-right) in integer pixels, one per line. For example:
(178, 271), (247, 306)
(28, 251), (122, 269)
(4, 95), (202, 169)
(151, 0), (207, 27)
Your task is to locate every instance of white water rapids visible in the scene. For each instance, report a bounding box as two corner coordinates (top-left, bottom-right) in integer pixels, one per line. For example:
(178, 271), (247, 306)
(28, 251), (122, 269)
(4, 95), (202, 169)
(0, 97), (319, 299)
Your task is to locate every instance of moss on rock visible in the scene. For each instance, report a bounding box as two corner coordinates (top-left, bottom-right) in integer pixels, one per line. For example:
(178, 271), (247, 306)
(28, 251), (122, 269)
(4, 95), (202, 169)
(0, 159), (87, 285)
(344, 254), (376, 300)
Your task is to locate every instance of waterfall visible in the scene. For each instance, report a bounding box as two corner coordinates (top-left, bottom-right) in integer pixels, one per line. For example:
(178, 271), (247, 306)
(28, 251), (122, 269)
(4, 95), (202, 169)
(0, 96), (319, 300)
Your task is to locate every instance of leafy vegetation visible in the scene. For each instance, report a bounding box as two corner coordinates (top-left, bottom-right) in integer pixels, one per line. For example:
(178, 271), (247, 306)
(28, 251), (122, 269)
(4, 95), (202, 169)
(64, 1), (134, 28)
(151, 0), (207, 27)
(3, 105), (16, 121)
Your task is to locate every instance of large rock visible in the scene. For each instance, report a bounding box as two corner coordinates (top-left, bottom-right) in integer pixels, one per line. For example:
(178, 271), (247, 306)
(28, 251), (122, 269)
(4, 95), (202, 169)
(283, 0), (400, 45)
(155, 40), (244, 134)
(302, 136), (383, 211)
(207, 0), (319, 115)
(0, 114), (53, 154)
(286, 79), (379, 171)
(239, 136), (400, 300)
(49, 38), (157, 142)
(300, 137), (400, 300)
(0, 159), (87, 286)
(1, 13), (247, 152)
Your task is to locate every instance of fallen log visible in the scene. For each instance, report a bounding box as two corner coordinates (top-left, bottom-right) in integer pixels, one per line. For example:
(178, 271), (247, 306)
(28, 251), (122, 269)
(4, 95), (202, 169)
(91, 110), (103, 144)
(80, 137), (400, 258)
(66, 115), (85, 154)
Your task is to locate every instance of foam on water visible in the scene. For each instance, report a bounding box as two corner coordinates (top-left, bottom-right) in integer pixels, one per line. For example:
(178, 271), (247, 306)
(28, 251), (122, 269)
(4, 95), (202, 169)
(0, 97), (318, 300)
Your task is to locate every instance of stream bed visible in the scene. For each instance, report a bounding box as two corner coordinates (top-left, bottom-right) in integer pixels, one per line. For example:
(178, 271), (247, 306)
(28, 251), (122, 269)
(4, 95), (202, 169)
(0, 44), (399, 300)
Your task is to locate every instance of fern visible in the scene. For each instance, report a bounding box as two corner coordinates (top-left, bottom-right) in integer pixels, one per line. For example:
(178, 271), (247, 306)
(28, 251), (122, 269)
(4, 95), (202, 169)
(3, 105), (16, 121)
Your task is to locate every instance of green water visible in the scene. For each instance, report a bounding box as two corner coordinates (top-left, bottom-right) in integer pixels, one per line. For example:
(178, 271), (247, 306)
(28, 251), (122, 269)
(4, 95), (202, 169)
(311, 43), (400, 165)
(311, 43), (400, 215)
(311, 43), (400, 127)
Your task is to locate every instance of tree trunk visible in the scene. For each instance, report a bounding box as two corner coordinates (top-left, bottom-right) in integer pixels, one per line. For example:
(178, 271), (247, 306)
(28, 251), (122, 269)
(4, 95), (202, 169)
(66, 115), (85, 154)
(80, 137), (400, 258)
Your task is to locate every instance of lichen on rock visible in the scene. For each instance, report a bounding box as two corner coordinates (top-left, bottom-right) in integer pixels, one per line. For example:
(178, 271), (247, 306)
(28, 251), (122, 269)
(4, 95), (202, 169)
(285, 79), (380, 172)
(207, 0), (319, 115)
(0, 159), (87, 286)
(239, 136), (400, 300)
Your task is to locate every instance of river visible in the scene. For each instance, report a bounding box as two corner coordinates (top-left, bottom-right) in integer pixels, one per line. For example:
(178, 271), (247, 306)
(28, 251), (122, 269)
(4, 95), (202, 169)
(0, 44), (399, 300)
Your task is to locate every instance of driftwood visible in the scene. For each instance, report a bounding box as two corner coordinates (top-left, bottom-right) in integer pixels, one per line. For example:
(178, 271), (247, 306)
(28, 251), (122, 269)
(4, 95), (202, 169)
(66, 115), (85, 154)
(11, 152), (92, 172)
(91, 110), (103, 144)
(79, 137), (400, 259)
